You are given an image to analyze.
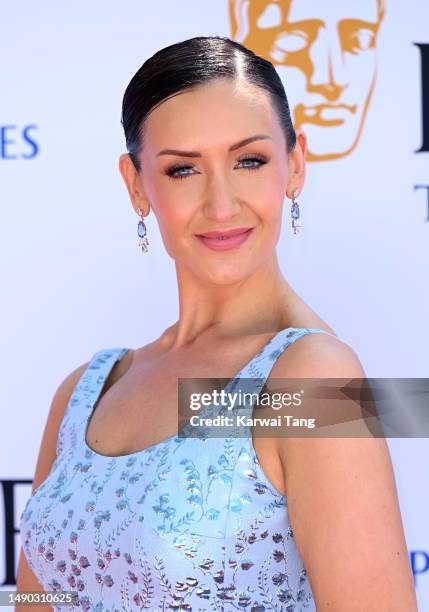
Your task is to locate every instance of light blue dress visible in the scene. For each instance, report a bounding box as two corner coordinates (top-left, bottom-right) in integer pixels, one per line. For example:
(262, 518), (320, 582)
(20, 326), (332, 611)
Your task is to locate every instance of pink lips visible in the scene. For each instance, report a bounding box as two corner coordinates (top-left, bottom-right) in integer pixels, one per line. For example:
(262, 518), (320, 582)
(195, 227), (254, 251)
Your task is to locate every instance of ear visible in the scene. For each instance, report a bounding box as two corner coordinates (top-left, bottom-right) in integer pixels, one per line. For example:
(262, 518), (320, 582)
(118, 153), (150, 216)
(287, 129), (307, 198)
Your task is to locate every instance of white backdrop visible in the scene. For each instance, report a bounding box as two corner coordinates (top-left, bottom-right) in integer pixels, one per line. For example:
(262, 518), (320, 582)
(1, 1), (428, 608)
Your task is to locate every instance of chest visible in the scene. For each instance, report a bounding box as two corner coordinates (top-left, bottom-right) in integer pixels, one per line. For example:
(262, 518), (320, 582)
(83, 343), (287, 497)
(85, 346), (252, 457)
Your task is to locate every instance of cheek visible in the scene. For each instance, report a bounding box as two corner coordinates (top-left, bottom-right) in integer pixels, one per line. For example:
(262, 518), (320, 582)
(249, 170), (286, 221)
(142, 161), (193, 225)
(146, 177), (186, 222)
(147, 181), (196, 252)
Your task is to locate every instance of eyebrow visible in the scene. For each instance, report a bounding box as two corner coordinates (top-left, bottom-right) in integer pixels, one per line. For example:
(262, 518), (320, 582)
(156, 134), (273, 158)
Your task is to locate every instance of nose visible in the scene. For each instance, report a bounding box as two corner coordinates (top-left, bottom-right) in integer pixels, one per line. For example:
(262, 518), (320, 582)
(308, 26), (349, 100)
(203, 173), (241, 222)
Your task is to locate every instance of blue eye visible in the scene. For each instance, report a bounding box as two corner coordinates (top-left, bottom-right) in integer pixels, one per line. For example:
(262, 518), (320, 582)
(238, 155), (268, 171)
(165, 155), (268, 180)
(165, 164), (194, 180)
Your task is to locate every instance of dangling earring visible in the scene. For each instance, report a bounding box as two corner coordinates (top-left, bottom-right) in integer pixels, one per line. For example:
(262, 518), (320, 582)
(290, 189), (301, 235)
(137, 208), (149, 253)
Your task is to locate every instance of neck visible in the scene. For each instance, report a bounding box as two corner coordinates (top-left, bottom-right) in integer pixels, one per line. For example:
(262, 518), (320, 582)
(164, 253), (299, 350)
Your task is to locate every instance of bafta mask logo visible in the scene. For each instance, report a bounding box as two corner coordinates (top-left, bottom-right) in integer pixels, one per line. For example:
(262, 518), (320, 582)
(229, 0), (386, 161)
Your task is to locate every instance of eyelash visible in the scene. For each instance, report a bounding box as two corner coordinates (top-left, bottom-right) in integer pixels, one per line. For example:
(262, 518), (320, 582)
(165, 154), (268, 181)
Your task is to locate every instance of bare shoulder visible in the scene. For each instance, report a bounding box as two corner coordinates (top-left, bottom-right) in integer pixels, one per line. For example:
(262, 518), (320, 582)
(272, 331), (417, 609)
(272, 329), (368, 492)
(275, 329), (366, 378)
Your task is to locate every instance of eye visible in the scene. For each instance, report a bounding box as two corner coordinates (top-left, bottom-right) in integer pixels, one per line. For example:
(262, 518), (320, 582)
(165, 163), (194, 180)
(165, 154), (268, 181)
(236, 154), (268, 171)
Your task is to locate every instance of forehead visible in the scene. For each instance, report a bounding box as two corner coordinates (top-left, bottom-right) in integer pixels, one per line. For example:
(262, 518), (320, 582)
(287, 0), (379, 22)
(148, 81), (274, 125)
(143, 80), (283, 148)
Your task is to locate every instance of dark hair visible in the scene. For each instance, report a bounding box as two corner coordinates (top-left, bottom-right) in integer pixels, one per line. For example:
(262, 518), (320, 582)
(121, 35), (297, 172)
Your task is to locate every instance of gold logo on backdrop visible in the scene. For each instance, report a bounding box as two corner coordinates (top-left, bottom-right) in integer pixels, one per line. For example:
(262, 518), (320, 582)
(229, 1), (386, 161)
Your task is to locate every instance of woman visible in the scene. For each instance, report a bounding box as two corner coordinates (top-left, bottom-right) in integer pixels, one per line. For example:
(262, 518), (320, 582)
(17, 36), (417, 611)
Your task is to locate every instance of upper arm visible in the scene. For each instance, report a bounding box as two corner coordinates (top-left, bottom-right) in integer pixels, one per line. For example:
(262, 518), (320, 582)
(16, 359), (90, 601)
(275, 334), (417, 611)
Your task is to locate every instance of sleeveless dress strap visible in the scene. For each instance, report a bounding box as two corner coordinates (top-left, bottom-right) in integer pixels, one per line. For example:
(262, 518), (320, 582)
(219, 326), (335, 460)
(56, 347), (130, 457)
(230, 326), (334, 439)
(179, 326), (334, 440)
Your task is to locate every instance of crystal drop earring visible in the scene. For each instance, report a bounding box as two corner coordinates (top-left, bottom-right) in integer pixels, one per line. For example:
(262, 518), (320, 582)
(137, 207), (149, 253)
(290, 189), (301, 235)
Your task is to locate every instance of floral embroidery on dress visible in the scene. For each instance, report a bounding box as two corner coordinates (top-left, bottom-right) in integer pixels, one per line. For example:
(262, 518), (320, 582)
(20, 327), (331, 610)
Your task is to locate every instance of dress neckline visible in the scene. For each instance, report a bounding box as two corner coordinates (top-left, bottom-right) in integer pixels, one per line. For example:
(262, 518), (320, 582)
(82, 326), (331, 460)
